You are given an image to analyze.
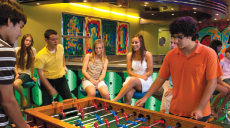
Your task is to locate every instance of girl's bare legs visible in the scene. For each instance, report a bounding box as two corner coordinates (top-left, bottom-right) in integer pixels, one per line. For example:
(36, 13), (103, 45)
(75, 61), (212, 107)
(217, 87), (230, 114)
(98, 85), (110, 100)
(124, 88), (136, 104)
(13, 79), (27, 107)
(112, 77), (142, 103)
(211, 84), (227, 116)
(85, 85), (97, 97)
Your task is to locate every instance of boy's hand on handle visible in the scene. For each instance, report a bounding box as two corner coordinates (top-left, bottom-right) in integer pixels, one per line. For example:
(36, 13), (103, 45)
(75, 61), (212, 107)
(48, 88), (58, 97)
(191, 108), (203, 120)
(31, 77), (37, 82)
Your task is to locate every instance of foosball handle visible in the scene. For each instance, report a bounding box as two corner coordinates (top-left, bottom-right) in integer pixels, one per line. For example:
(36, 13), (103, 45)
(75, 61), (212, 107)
(206, 117), (214, 123)
(152, 120), (164, 124)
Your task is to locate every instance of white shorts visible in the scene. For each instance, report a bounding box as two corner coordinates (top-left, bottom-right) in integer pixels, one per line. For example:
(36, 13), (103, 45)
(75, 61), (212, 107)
(82, 80), (107, 90)
(123, 76), (153, 93)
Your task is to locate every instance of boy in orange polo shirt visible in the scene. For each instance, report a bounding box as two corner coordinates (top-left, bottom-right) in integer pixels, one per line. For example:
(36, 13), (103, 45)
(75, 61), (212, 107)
(135, 16), (222, 122)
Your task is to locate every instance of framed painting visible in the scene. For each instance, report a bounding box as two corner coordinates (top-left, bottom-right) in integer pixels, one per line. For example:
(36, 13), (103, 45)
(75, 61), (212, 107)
(116, 22), (129, 55)
(84, 17), (102, 54)
(62, 13), (84, 58)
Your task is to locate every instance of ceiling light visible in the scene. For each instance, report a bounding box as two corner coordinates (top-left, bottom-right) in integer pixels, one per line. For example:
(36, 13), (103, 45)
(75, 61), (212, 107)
(83, 0), (87, 2)
(227, 19), (229, 21)
(144, 2), (149, 5)
(215, 14), (219, 15)
(144, 5), (147, 6)
(198, 21), (202, 23)
(36, 3), (40, 5)
(214, 18), (217, 20)
(193, 8), (197, 10)
(172, 14), (174, 15)
(193, 12), (196, 13)
(151, 14), (154, 15)
(171, 8), (174, 10)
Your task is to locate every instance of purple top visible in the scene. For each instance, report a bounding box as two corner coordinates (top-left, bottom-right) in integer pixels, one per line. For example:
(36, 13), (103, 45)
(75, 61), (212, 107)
(220, 57), (230, 80)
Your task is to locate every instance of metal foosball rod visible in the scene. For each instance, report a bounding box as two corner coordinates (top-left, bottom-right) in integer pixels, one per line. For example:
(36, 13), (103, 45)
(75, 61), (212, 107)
(117, 117), (146, 128)
(94, 112), (136, 128)
(139, 119), (165, 128)
(64, 103), (113, 124)
(167, 122), (181, 128)
(74, 109), (122, 127)
(51, 102), (102, 118)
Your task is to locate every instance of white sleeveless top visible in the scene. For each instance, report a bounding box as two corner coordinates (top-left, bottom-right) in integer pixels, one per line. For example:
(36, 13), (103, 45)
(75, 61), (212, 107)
(132, 58), (148, 75)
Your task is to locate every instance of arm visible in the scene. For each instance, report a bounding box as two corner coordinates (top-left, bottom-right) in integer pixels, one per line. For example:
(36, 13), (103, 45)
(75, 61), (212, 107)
(139, 52), (153, 80)
(37, 68), (57, 96)
(191, 78), (217, 120)
(14, 64), (19, 79)
(0, 84), (29, 128)
(98, 58), (108, 82)
(82, 54), (91, 80)
(135, 76), (166, 106)
(31, 59), (37, 82)
(31, 47), (37, 82)
(63, 54), (68, 74)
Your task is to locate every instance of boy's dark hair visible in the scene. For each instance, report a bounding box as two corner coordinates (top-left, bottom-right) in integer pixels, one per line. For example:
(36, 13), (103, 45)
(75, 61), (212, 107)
(0, 0), (27, 26)
(209, 39), (222, 55)
(44, 29), (57, 39)
(225, 46), (230, 54)
(169, 16), (199, 41)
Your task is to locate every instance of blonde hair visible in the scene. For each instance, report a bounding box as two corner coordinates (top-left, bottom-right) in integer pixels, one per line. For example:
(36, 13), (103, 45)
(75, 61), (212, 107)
(90, 39), (107, 64)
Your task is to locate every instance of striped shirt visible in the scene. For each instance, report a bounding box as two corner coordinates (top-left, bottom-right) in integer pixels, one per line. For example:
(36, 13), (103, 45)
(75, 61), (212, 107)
(0, 38), (16, 85)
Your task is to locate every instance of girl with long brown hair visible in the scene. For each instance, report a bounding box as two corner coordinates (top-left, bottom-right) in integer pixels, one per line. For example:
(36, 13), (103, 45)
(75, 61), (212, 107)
(112, 34), (153, 104)
(14, 34), (36, 107)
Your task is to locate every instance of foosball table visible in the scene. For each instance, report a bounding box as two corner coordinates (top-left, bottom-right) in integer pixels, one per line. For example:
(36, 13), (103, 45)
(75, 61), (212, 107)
(24, 97), (221, 128)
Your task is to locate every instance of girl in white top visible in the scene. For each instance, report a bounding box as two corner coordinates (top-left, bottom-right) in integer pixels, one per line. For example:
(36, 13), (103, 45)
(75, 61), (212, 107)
(112, 34), (153, 104)
(14, 34), (36, 107)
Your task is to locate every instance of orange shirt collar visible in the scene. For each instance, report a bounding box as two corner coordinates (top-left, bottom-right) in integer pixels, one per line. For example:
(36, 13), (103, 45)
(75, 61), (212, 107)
(174, 40), (202, 55)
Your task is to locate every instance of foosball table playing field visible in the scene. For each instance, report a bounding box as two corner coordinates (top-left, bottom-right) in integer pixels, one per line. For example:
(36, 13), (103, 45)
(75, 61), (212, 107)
(24, 97), (221, 128)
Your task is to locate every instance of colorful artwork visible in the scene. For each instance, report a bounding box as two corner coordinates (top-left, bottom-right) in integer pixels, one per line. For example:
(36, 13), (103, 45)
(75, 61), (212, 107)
(84, 17), (102, 54)
(198, 26), (230, 60)
(62, 13), (84, 58)
(102, 20), (117, 55)
(116, 22), (129, 55)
